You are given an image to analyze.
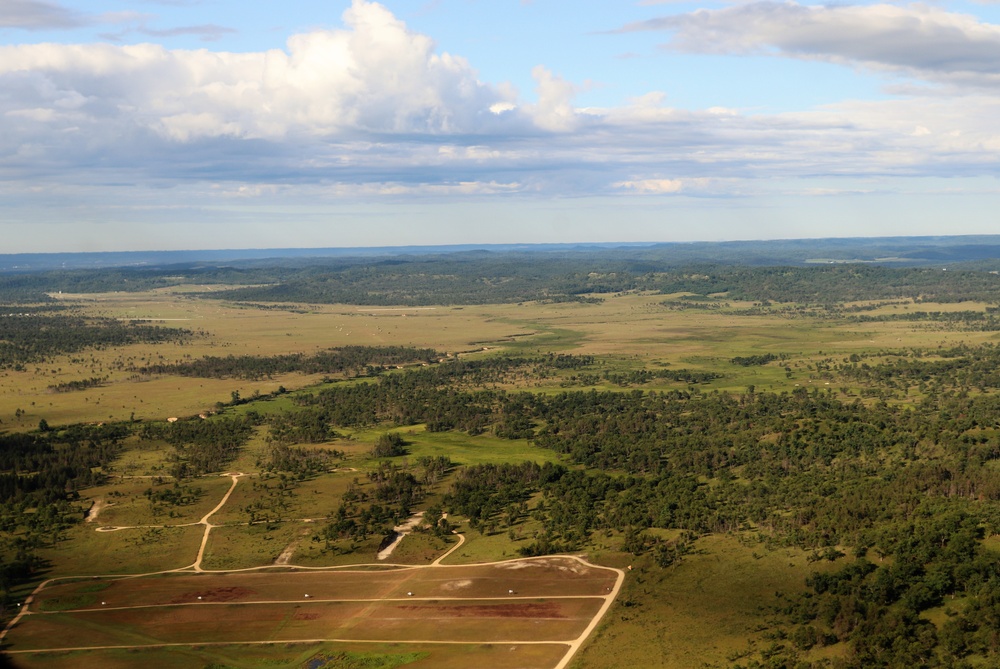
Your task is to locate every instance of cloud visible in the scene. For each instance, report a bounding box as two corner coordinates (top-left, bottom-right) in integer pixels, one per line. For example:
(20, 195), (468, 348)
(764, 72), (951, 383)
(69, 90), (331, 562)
(528, 66), (579, 132)
(0, 0), (510, 142)
(614, 178), (683, 194)
(0, 0), (86, 30)
(622, 2), (1000, 89)
(613, 177), (729, 195)
(3, 0), (1000, 212)
(98, 24), (236, 44)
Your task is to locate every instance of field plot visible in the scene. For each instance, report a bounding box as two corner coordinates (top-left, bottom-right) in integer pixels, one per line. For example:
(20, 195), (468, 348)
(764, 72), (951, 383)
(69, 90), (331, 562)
(35, 524), (205, 576)
(6, 598), (600, 648)
(4, 640), (571, 669)
(3, 556), (619, 669)
(198, 522), (308, 571)
(207, 471), (350, 525)
(32, 558), (615, 611)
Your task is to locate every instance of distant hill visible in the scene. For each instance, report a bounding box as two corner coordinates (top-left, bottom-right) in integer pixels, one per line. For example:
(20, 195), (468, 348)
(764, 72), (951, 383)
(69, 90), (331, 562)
(4, 236), (1000, 274)
(4, 235), (1000, 306)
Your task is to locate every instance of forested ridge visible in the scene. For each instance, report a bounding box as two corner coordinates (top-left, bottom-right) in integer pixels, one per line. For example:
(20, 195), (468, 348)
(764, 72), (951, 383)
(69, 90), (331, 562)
(5, 252), (1000, 306)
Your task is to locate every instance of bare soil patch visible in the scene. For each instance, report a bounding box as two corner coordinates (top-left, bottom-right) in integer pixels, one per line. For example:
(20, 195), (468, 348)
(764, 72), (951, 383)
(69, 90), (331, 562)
(396, 602), (566, 619)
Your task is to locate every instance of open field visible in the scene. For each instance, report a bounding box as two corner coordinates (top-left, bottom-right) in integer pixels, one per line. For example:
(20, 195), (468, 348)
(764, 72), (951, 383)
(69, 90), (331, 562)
(199, 522), (310, 571)
(78, 474), (235, 528)
(4, 556), (619, 669)
(34, 558), (616, 611)
(4, 640), (572, 669)
(3, 289), (997, 427)
(392, 426), (560, 467)
(206, 471), (349, 525)
(5, 597), (602, 649)
(34, 524), (205, 577)
(572, 535), (851, 669)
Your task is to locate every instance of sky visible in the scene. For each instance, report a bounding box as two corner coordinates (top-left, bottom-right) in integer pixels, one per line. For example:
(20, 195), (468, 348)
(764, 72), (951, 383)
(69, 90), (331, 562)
(3, 0), (1000, 253)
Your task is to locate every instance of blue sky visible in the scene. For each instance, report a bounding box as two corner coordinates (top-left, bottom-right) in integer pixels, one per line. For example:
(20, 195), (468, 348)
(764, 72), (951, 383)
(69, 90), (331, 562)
(3, 0), (1000, 252)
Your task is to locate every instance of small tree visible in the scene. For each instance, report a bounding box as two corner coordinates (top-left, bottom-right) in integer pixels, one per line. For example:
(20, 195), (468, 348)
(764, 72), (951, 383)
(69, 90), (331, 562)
(371, 432), (406, 458)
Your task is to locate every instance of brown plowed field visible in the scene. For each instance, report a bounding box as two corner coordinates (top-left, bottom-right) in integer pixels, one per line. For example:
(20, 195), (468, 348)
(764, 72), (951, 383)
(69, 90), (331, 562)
(33, 557), (615, 612)
(6, 557), (617, 655)
(4, 641), (573, 669)
(6, 597), (600, 650)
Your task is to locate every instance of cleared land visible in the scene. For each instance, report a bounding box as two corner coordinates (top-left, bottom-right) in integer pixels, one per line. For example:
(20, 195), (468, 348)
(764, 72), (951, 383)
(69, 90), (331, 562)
(33, 558), (615, 611)
(4, 640), (572, 669)
(3, 448), (621, 669)
(4, 557), (618, 669)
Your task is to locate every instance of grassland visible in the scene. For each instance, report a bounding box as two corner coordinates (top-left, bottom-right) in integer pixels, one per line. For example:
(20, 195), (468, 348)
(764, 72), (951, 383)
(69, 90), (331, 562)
(571, 535), (849, 668)
(6, 286), (1000, 668)
(4, 289), (996, 428)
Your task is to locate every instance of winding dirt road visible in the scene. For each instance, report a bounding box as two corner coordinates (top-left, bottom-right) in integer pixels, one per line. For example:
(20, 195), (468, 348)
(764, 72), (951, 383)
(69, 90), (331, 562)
(0, 470), (623, 669)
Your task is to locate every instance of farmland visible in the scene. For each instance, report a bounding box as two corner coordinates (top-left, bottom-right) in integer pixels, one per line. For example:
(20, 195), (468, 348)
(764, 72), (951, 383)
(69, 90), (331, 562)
(4, 458), (620, 668)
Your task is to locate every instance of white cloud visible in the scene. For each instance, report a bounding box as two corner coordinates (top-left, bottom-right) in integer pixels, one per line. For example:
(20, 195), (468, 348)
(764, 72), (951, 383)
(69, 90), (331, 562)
(2, 0), (1000, 214)
(614, 178), (684, 194)
(613, 176), (737, 196)
(529, 65), (578, 132)
(623, 2), (1000, 89)
(0, 0), (509, 141)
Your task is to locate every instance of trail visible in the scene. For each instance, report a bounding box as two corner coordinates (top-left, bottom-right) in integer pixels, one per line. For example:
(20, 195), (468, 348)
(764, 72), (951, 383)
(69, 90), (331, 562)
(84, 500), (107, 523)
(432, 531), (465, 565)
(376, 511), (424, 561)
(191, 472), (242, 573)
(1, 469), (624, 669)
(553, 557), (625, 669)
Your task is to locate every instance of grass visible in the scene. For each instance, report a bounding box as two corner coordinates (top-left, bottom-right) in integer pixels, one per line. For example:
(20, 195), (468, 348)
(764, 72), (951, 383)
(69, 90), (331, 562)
(35, 524), (204, 576)
(380, 531), (454, 565)
(571, 534), (848, 669)
(78, 474), (234, 528)
(445, 523), (542, 565)
(3, 290), (997, 429)
(4, 641), (571, 669)
(389, 426), (561, 467)
(289, 534), (392, 567)
(209, 470), (351, 525)
(199, 522), (306, 571)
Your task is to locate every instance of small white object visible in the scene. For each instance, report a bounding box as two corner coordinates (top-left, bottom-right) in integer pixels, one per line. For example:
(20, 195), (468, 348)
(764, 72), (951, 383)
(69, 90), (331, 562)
(508, 589), (514, 595)
(101, 601), (106, 605)
(197, 596), (202, 600)
(304, 594), (310, 598)
(407, 591), (413, 596)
